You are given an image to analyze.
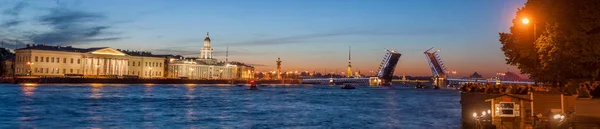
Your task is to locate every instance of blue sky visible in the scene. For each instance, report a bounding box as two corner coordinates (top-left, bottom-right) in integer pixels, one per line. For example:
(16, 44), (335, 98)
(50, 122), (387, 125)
(0, 0), (527, 77)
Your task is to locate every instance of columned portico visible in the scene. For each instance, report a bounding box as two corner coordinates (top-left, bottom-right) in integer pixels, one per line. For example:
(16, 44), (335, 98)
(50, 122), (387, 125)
(83, 56), (129, 76)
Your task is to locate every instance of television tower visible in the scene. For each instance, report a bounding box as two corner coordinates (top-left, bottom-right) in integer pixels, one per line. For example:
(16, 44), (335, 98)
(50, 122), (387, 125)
(276, 57), (282, 79)
(346, 46), (353, 78)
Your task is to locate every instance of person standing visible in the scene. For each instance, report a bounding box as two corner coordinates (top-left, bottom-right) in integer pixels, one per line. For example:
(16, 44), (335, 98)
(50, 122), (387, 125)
(577, 83), (592, 98)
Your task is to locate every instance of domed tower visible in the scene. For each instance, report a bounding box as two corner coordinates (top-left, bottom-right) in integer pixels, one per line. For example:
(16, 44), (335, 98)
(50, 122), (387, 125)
(200, 32), (214, 59)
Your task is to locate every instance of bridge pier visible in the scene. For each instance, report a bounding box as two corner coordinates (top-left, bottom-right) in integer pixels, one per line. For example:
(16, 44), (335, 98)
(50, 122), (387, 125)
(432, 77), (447, 87)
(369, 77), (381, 86)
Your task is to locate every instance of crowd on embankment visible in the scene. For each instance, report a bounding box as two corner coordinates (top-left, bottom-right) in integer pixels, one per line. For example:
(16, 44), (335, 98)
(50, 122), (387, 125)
(459, 81), (600, 98)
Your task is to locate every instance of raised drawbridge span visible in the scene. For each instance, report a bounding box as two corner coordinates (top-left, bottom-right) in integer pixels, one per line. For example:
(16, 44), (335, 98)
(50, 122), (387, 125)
(302, 49), (401, 86)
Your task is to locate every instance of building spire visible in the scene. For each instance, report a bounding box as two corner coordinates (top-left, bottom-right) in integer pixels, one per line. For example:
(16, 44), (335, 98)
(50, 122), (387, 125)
(347, 46), (353, 78)
(226, 46), (229, 64)
(206, 32), (209, 37)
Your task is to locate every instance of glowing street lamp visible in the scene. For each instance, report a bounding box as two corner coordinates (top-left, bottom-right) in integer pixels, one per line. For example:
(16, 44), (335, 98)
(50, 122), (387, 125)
(521, 18), (530, 24)
(26, 62), (33, 75)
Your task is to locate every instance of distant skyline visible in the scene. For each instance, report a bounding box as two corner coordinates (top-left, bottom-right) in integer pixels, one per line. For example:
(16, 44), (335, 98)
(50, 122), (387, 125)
(0, 0), (527, 77)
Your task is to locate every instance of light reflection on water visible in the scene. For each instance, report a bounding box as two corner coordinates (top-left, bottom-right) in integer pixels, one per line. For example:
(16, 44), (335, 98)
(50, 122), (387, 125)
(0, 84), (461, 128)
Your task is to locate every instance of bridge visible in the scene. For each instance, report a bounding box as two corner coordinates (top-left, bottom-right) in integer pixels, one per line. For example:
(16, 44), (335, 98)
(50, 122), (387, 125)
(301, 78), (430, 85)
(301, 49), (401, 86)
(424, 47), (535, 86)
(302, 78), (369, 85)
(424, 47), (448, 86)
(302, 47), (535, 86)
(447, 78), (534, 85)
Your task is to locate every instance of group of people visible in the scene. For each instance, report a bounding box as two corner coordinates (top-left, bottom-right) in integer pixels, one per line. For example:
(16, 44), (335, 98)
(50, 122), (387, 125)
(459, 81), (600, 99)
(573, 81), (600, 98)
(460, 83), (534, 95)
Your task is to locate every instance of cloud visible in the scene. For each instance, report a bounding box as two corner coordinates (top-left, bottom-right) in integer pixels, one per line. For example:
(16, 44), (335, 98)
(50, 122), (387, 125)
(2, 1), (27, 16)
(152, 48), (199, 56)
(0, 39), (28, 49)
(246, 63), (269, 67)
(218, 27), (450, 47)
(29, 6), (124, 45)
(152, 48), (269, 56)
(0, 20), (22, 27)
(221, 31), (362, 47)
(0, 1), (28, 27)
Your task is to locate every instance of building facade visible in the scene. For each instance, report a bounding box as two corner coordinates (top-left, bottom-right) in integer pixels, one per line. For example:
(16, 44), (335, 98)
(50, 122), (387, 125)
(15, 44), (165, 78)
(13, 33), (255, 80)
(165, 33), (255, 80)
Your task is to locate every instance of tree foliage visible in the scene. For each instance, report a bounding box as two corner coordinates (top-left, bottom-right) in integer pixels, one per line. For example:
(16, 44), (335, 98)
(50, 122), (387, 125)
(499, 0), (600, 85)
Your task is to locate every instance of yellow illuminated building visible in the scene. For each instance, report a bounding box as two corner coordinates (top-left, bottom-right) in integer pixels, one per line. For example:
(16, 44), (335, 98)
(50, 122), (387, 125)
(15, 44), (166, 78)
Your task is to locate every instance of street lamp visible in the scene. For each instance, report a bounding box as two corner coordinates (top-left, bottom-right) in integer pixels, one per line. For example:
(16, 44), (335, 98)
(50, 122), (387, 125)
(219, 69), (223, 79)
(521, 18), (530, 24)
(95, 64), (100, 76)
(523, 17), (539, 84)
(26, 62), (33, 76)
(189, 68), (194, 79)
(522, 17), (537, 40)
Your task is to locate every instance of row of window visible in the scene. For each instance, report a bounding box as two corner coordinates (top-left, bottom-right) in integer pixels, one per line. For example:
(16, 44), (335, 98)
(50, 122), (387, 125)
(16, 56), (29, 63)
(129, 61), (163, 67)
(22, 56), (162, 68)
(34, 56), (80, 64)
(33, 68), (81, 74)
(145, 71), (162, 76)
(126, 71), (162, 76)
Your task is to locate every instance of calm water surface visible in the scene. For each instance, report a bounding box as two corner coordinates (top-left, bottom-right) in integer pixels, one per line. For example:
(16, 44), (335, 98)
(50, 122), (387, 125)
(0, 84), (461, 128)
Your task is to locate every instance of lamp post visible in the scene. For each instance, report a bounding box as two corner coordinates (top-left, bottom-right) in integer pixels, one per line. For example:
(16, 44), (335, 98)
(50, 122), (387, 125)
(219, 69), (223, 79)
(522, 17), (539, 84)
(95, 64), (100, 76)
(26, 62), (33, 76)
(148, 67), (152, 78)
(189, 68), (194, 79)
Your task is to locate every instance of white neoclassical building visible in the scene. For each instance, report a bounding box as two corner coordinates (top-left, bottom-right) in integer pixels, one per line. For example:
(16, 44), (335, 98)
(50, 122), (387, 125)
(166, 32), (255, 80)
(14, 44), (166, 78)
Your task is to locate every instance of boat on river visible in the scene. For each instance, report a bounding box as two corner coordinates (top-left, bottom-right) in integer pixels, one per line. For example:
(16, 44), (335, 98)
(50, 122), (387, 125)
(341, 83), (356, 89)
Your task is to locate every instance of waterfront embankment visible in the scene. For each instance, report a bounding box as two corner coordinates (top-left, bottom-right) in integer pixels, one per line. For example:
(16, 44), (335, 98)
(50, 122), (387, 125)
(4, 77), (300, 84)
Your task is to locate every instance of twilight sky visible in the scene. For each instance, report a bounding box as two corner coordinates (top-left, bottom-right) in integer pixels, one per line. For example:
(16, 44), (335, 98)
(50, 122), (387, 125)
(0, 0), (527, 77)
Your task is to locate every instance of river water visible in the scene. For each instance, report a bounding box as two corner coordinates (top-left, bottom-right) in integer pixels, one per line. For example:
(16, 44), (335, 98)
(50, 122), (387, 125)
(0, 84), (461, 128)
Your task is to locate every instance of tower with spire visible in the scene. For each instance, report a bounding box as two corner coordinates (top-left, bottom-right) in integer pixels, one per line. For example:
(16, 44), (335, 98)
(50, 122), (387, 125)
(346, 46), (353, 78)
(200, 32), (214, 59)
(276, 57), (282, 79)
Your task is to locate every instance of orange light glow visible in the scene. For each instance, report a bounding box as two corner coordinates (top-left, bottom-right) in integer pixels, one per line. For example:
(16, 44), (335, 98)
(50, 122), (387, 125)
(90, 83), (103, 87)
(522, 18), (530, 24)
(21, 83), (37, 96)
(21, 83), (38, 87)
(144, 83), (154, 86)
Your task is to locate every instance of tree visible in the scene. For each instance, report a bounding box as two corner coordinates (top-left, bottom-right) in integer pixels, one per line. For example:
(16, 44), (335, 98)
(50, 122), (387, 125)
(499, 0), (600, 85)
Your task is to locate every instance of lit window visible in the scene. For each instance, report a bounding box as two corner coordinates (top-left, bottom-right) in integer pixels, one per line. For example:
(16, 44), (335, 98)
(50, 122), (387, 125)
(35, 56), (38, 62)
(63, 58), (66, 63)
(46, 57), (49, 62)
(496, 102), (520, 117)
(71, 58), (73, 64)
(77, 59), (80, 64)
